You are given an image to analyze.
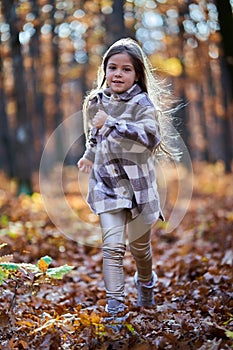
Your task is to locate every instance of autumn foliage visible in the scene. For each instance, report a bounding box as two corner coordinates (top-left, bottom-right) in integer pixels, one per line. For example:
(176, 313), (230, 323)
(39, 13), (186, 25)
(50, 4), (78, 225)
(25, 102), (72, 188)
(0, 162), (232, 349)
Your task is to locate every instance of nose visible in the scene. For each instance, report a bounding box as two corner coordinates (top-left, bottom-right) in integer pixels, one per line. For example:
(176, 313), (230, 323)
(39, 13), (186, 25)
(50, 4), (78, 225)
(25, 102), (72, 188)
(114, 69), (122, 77)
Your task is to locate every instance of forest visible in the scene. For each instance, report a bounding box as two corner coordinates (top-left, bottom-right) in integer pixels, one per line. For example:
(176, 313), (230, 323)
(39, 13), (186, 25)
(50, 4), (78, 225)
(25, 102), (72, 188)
(0, 0), (233, 349)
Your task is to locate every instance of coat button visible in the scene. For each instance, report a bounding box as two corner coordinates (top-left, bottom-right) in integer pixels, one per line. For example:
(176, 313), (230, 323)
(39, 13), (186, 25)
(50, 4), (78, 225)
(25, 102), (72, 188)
(112, 94), (120, 101)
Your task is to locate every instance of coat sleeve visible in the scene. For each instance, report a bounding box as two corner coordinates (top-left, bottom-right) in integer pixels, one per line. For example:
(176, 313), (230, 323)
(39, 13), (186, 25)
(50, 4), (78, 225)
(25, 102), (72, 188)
(82, 127), (98, 162)
(99, 103), (161, 153)
(82, 98), (99, 162)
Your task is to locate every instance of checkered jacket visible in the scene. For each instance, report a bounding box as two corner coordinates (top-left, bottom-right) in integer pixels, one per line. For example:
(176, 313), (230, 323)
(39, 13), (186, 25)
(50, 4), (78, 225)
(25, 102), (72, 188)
(83, 84), (164, 224)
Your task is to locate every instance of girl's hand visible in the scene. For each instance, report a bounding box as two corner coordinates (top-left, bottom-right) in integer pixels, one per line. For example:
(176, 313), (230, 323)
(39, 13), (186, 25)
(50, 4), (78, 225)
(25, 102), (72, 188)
(93, 110), (108, 129)
(77, 158), (93, 173)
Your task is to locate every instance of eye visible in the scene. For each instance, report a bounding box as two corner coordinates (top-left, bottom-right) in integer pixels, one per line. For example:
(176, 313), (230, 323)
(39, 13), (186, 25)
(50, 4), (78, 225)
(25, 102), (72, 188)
(108, 65), (116, 70)
(123, 67), (131, 72)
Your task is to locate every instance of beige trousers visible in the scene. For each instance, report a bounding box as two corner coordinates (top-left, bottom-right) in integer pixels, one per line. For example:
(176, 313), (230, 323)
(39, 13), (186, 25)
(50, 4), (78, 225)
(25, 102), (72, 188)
(99, 210), (153, 302)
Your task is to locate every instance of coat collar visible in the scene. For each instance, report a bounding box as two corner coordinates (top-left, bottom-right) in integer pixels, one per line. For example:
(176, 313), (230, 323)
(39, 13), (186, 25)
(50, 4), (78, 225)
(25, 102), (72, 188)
(100, 83), (142, 102)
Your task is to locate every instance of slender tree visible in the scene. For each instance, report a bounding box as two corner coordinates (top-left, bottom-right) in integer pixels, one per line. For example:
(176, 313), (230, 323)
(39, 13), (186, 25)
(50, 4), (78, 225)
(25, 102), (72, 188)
(216, 0), (233, 171)
(49, 0), (64, 162)
(2, 0), (33, 194)
(29, 0), (46, 167)
(216, 0), (233, 99)
(105, 0), (127, 45)
(0, 51), (14, 177)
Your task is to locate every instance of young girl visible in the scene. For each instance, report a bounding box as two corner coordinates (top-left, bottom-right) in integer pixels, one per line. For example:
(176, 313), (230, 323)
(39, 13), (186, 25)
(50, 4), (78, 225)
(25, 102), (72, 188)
(78, 38), (174, 316)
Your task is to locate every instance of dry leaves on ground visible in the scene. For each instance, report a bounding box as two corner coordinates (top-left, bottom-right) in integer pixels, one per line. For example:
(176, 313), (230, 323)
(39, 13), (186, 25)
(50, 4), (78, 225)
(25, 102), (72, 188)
(0, 162), (232, 349)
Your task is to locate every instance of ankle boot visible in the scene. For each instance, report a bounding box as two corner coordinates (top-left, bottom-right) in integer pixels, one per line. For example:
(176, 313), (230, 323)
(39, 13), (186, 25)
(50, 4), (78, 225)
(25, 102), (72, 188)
(134, 271), (158, 306)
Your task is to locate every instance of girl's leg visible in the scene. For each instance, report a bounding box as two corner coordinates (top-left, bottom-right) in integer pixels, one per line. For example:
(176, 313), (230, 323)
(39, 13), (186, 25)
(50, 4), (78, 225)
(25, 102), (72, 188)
(99, 210), (127, 303)
(128, 217), (157, 306)
(128, 218), (152, 283)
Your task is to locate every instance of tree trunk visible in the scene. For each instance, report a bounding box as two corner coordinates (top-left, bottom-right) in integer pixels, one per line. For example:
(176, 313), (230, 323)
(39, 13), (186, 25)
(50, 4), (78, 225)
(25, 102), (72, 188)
(49, 0), (64, 162)
(219, 59), (233, 172)
(216, 0), (233, 99)
(215, 0), (233, 171)
(2, 0), (33, 194)
(0, 53), (15, 177)
(105, 0), (126, 46)
(29, 0), (46, 168)
(176, 1), (191, 162)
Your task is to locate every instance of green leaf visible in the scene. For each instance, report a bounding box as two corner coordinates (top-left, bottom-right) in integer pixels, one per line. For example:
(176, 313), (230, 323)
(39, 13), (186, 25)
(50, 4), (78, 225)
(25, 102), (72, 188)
(20, 263), (40, 273)
(125, 323), (135, 334)
(0, 262), (20, 271)
(46, 265), (74, 279)
(0, 267), (9, 285)
(224, 316), (233, 325)
(37, 255), (53, 266)
(225, 330), (233, 340)
(0, 215), (9, 227)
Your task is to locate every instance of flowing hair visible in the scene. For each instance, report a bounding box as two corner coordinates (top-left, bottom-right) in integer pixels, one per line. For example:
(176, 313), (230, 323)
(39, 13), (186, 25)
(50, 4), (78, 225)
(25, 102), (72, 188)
(83, 37), (180, 158)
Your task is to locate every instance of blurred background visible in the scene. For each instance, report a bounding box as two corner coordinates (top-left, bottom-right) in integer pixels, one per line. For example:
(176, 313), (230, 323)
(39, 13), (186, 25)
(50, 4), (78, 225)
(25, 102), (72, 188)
(0, 0), (232, 195)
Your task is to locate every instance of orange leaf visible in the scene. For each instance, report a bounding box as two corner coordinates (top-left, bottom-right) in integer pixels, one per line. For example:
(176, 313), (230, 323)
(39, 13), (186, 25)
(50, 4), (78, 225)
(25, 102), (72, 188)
(79, 312), (91, 326)
(37, 259), (49, 273)
(90, 311), (100, 324)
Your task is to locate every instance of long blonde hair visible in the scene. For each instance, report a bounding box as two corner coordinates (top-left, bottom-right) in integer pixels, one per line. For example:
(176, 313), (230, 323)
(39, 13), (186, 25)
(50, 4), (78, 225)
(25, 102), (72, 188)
(83, 37), (179, 158)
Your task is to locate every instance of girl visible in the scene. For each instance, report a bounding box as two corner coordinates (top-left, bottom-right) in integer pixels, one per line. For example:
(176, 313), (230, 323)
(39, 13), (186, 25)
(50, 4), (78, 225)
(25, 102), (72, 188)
(78, 38), (174, 316)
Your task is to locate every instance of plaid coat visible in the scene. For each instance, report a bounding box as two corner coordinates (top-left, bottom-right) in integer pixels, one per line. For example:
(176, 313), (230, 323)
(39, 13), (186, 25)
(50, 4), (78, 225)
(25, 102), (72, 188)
(83, 84), (164, 224)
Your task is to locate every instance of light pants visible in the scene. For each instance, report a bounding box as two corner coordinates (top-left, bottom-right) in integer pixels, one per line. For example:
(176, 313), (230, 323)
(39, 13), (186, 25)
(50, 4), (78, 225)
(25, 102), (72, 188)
(99, 210), (152, 302)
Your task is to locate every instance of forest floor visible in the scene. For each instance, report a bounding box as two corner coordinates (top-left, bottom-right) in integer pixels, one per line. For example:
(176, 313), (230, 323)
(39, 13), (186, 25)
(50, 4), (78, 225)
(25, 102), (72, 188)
(0, 161), (232, 350)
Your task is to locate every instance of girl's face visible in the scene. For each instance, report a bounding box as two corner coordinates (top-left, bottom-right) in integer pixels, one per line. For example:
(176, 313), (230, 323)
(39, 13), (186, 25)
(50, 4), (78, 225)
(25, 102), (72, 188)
(105, 52), (137, 94)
